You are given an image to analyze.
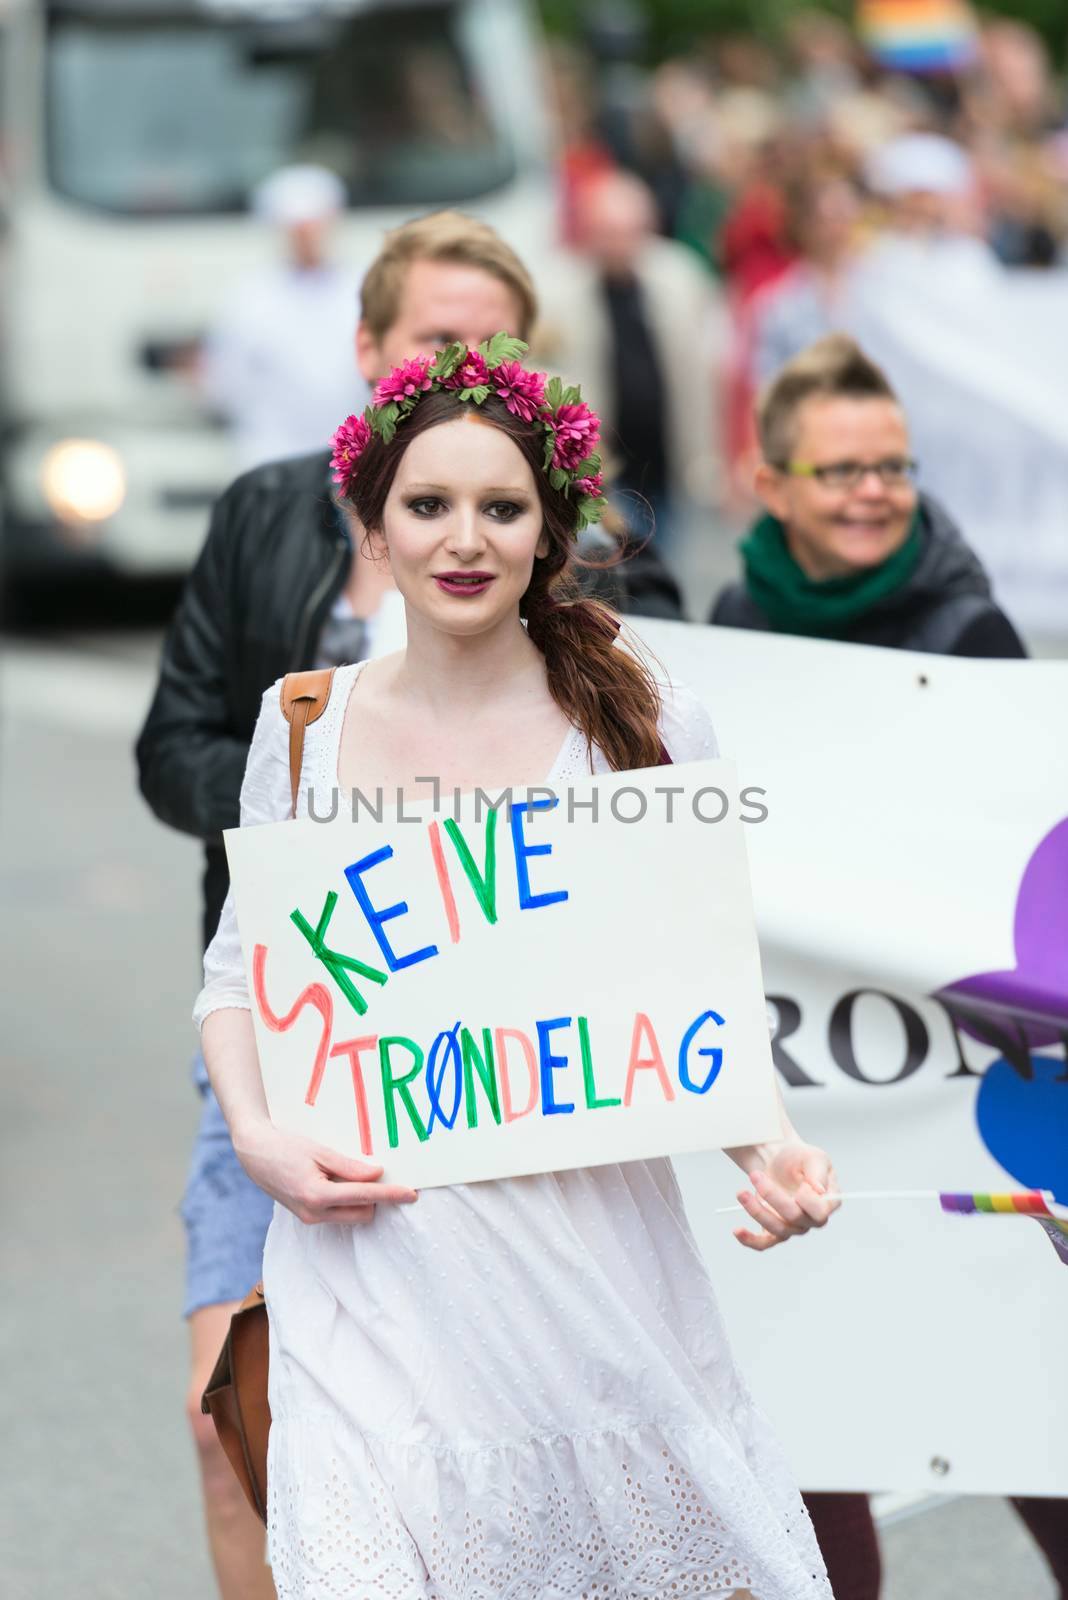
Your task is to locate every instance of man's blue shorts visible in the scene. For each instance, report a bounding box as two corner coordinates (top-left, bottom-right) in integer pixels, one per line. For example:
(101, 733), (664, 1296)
(180, 1053), (275, 1318)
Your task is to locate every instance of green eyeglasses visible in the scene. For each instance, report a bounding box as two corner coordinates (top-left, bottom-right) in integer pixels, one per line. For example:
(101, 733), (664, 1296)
(778, 457), (919, 491)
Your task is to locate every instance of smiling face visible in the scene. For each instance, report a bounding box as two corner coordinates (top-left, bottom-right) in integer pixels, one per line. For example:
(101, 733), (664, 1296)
(756, 395), (917, 580)
(356, 260), (526, 383)
(374, 414), (548, 636)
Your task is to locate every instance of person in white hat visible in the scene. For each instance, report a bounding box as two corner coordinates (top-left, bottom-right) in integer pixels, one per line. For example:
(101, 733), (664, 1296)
(202, 164), (368, 470)
(863, 131), (980, 236)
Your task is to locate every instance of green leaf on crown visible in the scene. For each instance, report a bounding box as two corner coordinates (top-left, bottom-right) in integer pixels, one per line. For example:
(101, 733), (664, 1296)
(561, 385), (581, 408)
(542, 431), (557, 471)
(548, 467), (570, 491)
(459, 384), (491, 404)
(544, 375), (564, 411)
(575, 452), (601, 479)
(477, 332), (528, 369)
(431, 342), (465, 382)
(375, 401), (400, 444)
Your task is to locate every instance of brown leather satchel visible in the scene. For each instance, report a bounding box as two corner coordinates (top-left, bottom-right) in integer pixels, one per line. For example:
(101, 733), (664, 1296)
(200, 1282), (272, 1523)
(199, 666), (336, 1525)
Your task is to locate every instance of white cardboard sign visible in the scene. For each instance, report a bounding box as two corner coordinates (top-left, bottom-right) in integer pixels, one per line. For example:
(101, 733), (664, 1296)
(224, 761), (780, 1188)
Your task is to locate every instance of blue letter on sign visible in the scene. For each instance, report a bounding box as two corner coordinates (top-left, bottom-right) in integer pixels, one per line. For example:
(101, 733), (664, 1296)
(537, 1016), (575, 1116)
(510, 797), (568, 911)
(345, 846), (439, 972)
(679, 1010), (725, 1094)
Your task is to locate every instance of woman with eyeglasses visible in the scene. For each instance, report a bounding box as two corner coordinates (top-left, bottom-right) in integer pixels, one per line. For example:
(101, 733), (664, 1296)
(711, 335), (1026, 659)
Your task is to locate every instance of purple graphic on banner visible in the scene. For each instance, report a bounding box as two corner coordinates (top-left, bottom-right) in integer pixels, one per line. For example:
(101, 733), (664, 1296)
(935, 818), (1068, 1203)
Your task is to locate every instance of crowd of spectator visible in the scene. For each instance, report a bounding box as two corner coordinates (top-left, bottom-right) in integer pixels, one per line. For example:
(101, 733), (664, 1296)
(542, 7), (1068, 635)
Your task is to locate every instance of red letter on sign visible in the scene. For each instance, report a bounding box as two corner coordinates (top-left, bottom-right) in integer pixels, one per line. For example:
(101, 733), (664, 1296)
(327, 1037), (378, 1157)
(623, 1012), (676, 1107)
(252, 943), (333, 1106)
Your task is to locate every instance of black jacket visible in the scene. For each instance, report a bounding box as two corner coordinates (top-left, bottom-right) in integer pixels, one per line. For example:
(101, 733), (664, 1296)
(137, 449), (684, 949)
(710, 496), (1027, 659)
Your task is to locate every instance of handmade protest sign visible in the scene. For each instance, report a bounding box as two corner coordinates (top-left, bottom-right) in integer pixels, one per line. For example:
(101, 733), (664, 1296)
(224, 760), (780, 1188)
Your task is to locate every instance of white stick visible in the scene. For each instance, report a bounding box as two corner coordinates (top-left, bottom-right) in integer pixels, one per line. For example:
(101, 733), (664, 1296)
(713, 1189), (938, 1216)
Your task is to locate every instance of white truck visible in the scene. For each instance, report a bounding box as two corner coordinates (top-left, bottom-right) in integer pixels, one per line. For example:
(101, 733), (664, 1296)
(0, 0), (555, 578)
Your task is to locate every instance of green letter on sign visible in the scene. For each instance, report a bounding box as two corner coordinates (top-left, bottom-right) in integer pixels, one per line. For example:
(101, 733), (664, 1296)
(378, 1037), (429, 1148)
(461, 1027), (502, 1128)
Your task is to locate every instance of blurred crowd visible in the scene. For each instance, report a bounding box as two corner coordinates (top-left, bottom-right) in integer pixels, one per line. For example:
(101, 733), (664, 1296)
(534, 5), (1068, 629)
(183, 5), (1068, 634)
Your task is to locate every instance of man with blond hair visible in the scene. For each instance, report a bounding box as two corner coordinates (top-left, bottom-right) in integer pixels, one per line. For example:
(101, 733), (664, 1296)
(137, 209), (682, 1600)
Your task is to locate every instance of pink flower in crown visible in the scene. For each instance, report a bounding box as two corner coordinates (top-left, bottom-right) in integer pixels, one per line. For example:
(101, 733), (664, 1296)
(549, 401), (601, 472)
(373, 355), (433, 407)
(574, 471), (604, 499)
(442, 349), (490, 390)
(492, 361), (547, 423)
(330, 413), (372, 490)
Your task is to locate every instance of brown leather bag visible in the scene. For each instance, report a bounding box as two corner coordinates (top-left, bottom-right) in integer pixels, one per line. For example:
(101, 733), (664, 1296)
(199, 666), (336, 1525)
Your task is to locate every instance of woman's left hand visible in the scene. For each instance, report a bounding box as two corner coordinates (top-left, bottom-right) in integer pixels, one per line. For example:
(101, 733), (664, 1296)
(734, 1142), (840, 1252)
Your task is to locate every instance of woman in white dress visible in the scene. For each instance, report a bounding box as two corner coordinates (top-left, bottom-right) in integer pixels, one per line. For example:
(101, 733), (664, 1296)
(196, 338), (839, 1600)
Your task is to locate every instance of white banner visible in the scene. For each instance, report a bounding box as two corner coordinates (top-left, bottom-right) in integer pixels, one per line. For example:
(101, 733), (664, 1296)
(225, 762), (780, 1188)
(848, 239), (1068, 636)
(636, 619), (1068, 1496)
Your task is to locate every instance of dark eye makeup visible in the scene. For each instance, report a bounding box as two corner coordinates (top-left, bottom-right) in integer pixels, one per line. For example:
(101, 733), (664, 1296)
(404, 496), (530, 521)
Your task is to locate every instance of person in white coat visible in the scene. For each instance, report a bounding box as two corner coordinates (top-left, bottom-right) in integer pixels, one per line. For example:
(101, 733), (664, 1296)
(202, 165), (368, 470)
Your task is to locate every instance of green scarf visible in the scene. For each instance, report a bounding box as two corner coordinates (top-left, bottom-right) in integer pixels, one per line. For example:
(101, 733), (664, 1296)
(739, 511), (923, 638)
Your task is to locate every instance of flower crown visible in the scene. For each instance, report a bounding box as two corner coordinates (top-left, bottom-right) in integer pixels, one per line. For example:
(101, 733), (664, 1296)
(330, 333), (607, 535)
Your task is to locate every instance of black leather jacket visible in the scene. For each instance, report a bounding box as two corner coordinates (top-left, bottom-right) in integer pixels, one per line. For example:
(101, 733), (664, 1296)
(136, 449), (684, 948)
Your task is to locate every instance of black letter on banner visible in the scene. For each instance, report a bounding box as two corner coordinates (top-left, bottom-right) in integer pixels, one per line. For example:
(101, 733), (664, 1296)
(927, 995), (982, 1080)
(931, 992), (1036, 1082)
(766, 996), (822, 1087)
(829, 989), (929, 1084)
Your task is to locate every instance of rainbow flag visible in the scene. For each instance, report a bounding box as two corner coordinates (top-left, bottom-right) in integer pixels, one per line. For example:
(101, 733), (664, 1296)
(940, 1191), (1068, 1265)
(857, 0), (980, 74)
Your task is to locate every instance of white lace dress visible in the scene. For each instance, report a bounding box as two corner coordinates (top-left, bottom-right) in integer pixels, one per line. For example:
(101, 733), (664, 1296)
(195, 661), (832, 1600)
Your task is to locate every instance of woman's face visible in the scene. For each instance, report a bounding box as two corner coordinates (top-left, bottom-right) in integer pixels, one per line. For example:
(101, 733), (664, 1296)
(376, 415), (549, 635)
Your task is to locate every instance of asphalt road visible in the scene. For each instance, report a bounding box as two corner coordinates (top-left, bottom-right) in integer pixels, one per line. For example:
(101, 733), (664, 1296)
(0, 623), (1058, 1600)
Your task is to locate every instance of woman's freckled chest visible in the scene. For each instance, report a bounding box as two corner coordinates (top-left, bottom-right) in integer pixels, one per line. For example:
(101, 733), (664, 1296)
(337, 685), (574, 800)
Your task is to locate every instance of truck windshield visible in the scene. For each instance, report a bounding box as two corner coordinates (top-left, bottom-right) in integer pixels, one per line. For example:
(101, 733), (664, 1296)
(45, 1), (516, 215)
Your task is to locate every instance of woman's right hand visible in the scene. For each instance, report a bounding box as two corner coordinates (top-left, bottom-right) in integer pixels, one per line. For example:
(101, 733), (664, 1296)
(233, 1118), (418, 1226)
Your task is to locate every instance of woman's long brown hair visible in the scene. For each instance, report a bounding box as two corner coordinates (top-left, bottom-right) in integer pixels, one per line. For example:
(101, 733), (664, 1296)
(345, 390), (664, 772)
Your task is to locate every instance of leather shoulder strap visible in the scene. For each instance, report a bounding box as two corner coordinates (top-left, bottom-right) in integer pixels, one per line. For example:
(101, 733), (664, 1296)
(279, 668), (336, 819)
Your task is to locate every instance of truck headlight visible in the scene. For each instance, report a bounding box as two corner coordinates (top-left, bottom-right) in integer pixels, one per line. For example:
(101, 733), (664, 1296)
(41, 440), (126, 524)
